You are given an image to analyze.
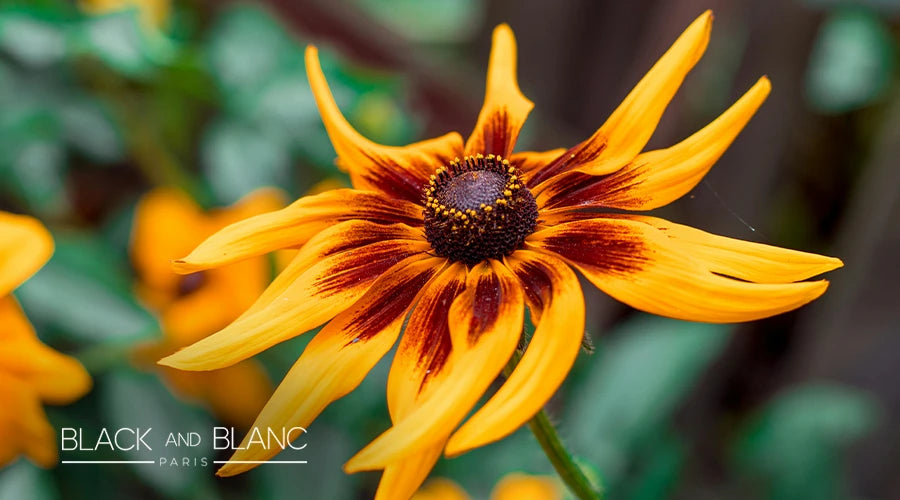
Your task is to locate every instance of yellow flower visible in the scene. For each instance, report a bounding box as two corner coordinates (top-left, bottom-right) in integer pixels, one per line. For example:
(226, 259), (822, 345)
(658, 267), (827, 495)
(413, 474), (562, 500)
(131, 188), (283, 427)
(159, 11), (842, 499)
(0, 212), (91, 468)
(79, 0), (170, 29)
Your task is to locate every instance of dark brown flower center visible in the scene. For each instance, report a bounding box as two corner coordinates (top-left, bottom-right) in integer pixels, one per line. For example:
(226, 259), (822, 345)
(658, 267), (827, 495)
(423, 154), (538, 264)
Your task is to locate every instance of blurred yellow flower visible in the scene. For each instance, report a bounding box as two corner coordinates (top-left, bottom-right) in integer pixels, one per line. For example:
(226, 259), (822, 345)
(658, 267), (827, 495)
(131, 188), (283, 427)
(79, 0), (170, 29)
(413, 474), (562, 500)
(0, 212), (92, 468)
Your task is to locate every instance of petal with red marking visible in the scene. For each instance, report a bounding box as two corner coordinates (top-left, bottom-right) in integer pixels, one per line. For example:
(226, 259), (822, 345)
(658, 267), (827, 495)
(306, 46), (463, 203)
(447, 251), (584, 455)
(528, 11), (713, 188)
(216, 257), (444, 477)
(159, 225), (431, 371)
(345, 261), (523, 471)
(173, 190), (424, 273)
(529, 217), (834, 323)
(536, 78), (770, 211)
(464, 25), (534, 158)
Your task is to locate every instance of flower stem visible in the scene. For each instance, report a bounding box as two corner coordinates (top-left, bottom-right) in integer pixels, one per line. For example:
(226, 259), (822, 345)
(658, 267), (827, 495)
(527, 409), (602, 500)
(504, 351), (603, 500)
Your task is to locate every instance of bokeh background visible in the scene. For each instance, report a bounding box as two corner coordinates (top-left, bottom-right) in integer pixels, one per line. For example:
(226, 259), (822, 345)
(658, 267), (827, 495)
(0, 0), (898, 498)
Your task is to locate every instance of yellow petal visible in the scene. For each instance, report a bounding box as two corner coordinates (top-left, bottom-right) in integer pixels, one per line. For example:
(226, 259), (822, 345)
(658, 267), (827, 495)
(306, 46), (463, 203)
(0, 296), (92, 405)
(346, 261), (523, 472)
(586, 10), (713, 169)
(173, 189), (423, 273)
(529, 217), (834, 323)
(0, 212), (53, 296)
(537, 78), (771, 211)
(491, 473), (562, 500)
(464, 24), (534, 158)
(386, 262), (468, 419)
(378, 445), (448, 500)
(411, 476), (471, 500)
(528, 11), (713, 188)
(0, 372), (57, 468)
(625, 215), (843, 282)
(216, 257), (444, 477)
(447, 251), (584, 456)
(511, 149), (566, 179)
(132, 188), (205, 290)
(159, 223), (431, 371)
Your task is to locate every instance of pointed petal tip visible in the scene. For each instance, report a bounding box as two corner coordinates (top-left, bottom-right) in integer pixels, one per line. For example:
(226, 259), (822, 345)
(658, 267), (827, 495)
(170, 259), (195, 274)
(156, 349), (208, 371)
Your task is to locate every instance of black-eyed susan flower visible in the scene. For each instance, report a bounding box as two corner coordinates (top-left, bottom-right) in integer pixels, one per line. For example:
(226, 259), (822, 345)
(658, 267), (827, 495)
(131, 188), (282, 427)
(0, 212), (91, 468)
(413, 474), (562, 500)
(160, 11), (842, 499)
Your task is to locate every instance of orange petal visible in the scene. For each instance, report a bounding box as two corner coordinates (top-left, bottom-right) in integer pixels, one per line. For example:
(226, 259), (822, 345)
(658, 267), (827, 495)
(464, 24), (534, 159)
(0, 372), (57, 468)
(491, 473), (562, 500)
(0, 296), (92, 405)
(346, 260), (523, 472)
(511, 149), (566, 178)
(377, 444), (447, 500)
(173, 189), (423, 273)
(624, 215), (843, 282)
(447, 251), (584, 456)
(159, 225), (431, 371)
(0, 212), (53, 296)
(411, 476), (471, 500)
(216, 257), (444, 477)
(536, 78), (771, 211)
(306, 46), (463, 203)
(528, 11), (713, 188)
(131, 188), (205, 290)
(528, 217), (834, 323)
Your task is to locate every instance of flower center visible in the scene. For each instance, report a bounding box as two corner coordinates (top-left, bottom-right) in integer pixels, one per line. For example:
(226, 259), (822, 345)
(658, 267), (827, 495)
(423, 154), (538, 264)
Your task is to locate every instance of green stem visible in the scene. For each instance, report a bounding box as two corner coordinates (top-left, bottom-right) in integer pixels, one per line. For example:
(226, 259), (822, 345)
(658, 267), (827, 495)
(505, 351), (603, 500)
(528, 409), (602, 500)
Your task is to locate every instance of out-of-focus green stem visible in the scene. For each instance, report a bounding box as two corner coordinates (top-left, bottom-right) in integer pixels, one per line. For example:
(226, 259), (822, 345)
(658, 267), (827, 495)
(504, 350), (603, 500)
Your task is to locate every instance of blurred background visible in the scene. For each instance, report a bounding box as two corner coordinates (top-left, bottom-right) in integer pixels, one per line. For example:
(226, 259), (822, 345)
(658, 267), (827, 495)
(0, 0), (898, 498)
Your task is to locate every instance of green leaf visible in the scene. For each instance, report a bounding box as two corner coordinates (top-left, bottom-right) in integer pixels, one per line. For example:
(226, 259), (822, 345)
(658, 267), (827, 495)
(251, 424), (357, 500)
(206, 5), (296, 103)
(0, 8), (67, 68)
(59, 94), (124, 162)
(201, 118), (291, 204)
(100, 371), (214, 497)
(805, 7), (895, 114)
(16, 233), (157, 343)
(0, 105), (68, 215)
(353, 0), (481, 42)
(733, 383), (878, 500)
(565, 315), (730, 482)
(0, 461), (59, 500)
(72, 9), (173, 77)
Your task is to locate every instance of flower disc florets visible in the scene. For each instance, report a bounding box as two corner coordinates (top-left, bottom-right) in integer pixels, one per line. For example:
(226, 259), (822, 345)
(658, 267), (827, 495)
(423, 154), (538, 264)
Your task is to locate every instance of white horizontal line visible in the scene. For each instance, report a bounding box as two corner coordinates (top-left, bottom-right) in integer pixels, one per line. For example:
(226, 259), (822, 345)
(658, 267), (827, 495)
(62, 460), (156, 464)
(213, 460), (308, 464)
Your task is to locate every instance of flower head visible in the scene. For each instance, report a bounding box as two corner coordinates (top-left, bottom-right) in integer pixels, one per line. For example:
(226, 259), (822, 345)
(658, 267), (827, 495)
(0, 212), (91, 468)
(131, 188), (282, 427)
(159, 11), (841, 499)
